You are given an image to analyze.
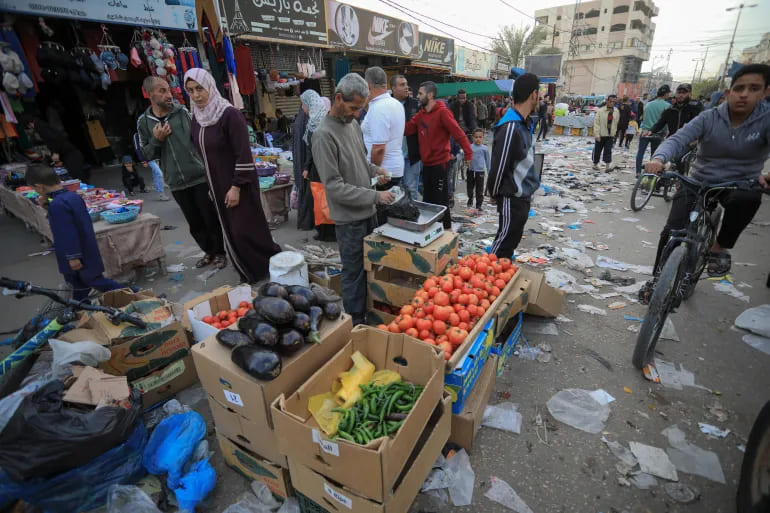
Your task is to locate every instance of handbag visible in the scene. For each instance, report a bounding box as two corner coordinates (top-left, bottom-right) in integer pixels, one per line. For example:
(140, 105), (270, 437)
(310, 181), (333, 226)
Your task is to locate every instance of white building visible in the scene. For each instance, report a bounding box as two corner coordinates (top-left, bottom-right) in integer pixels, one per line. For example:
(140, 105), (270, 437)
(533, 0), (658, 95)
(741, 32), (770, 64)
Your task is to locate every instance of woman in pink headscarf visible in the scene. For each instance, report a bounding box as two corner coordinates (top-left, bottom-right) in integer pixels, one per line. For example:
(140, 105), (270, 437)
(184, 68), (280, 283)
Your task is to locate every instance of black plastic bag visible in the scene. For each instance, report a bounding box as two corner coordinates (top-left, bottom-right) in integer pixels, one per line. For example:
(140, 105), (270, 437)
(378, 186), (420, 222)
(0, 380), (142, 481)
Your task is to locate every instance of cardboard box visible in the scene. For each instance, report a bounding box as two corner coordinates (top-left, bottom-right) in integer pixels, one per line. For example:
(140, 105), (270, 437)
(449, 355), (496, 452)
(309, 269), (342, 296)
(183, 284), (256, 342)
(290, 395), (451, 513)
(132, 354), (198, 409)
(192, 314), (352, 450)
(491, 312), (523, 377)
(217, 432), (293, 500)
(444, 318), (495, 415)
(516, 267), (564, 317)
(366, 267), (423, 308)
(363, 231), (458, 277)
(367, 308), (397, 327)
(271, 326), (445, 502)
(208, 394), (287, 467)
(101, 322), (191, 381)
(492, 278), (529, 338)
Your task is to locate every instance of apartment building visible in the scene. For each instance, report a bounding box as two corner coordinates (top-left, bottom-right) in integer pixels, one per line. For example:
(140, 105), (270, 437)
(533, 0), (658, 95)
(741, 32), (770, 65)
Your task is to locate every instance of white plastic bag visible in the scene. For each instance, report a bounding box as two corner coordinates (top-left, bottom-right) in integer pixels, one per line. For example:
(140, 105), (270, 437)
(107, 485), (161, 513)
(49, 339), (111, 378)
(546, 388), (610, 434)
(482, 403), (522, 434)
(445, 449), (474, 507)
(484, 476), (534, 513)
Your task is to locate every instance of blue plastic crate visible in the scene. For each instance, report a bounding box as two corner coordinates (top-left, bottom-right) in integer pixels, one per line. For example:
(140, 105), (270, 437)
(491, 312), (524, 377)
(444, 318), (495, 415)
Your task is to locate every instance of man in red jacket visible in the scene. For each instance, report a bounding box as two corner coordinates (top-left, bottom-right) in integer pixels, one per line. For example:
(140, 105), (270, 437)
(405, 81), (472, 229)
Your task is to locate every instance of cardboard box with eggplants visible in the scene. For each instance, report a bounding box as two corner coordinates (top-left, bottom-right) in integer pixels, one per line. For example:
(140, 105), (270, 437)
(270, 325), (445, 502)
(192, 314), (353, 467)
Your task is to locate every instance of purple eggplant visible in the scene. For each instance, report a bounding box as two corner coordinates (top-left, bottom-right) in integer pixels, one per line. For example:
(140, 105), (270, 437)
(231, 345), (281, 381)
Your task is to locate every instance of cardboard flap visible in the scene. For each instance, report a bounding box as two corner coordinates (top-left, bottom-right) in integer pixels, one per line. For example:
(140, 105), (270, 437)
(517, 267), (564, 317)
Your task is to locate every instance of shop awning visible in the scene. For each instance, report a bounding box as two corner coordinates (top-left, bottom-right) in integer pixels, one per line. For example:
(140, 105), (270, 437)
(435, 80), (512, 98)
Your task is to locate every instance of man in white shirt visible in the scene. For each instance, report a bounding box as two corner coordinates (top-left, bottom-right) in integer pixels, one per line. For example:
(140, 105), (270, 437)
(362, 67), (405, 191)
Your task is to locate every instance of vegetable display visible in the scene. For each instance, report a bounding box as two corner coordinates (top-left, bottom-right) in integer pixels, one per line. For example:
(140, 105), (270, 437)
(376, 253), (518, 360)
(208, 283), (343, 381)
(308, 352), (422, 444)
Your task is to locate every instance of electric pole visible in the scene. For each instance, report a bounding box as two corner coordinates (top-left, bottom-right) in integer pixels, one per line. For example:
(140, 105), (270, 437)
(698, 45), (711, 82)
(691, 59), (700, 84)
(719, 3), (757, 90)
(565, 0), (582, 94)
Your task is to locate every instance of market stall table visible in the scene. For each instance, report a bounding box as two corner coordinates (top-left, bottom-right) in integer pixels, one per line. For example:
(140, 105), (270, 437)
(0, 186), (165, 278)
(261, 182), (292, 227)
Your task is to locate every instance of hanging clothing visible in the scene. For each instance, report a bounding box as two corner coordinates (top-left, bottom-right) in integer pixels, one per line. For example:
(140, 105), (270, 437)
(222, 35), (236, 75)
(229, 72), (245, 110)
(234, 45), (256, 95)
(192, 105), (281, 282)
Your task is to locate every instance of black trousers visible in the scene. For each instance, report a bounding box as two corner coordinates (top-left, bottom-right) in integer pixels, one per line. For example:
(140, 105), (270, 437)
(490, 196), (531, 259)
(422, 163), (451, 229)
(593, 137), (613, 164)
(653, 187), (763, 273)
(466, 171), (485, 208)
(537, 119), (548, 140)
(122, 172), (146, 193)
(172, 182), (225, 257)
(624, 134), (634, 147)
(616, 125), (628, 145)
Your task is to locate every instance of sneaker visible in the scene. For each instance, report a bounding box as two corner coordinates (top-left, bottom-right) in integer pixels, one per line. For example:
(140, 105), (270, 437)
(466, 200), (473, 208)
(159, 193), (170, 201)
(638, 279), (655, 305)
(592, 164), (600, 170)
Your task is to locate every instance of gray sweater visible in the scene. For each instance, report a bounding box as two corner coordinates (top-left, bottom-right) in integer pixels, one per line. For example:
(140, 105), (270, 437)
(311, 116), (381, 224)
(653, 100), (770, 184)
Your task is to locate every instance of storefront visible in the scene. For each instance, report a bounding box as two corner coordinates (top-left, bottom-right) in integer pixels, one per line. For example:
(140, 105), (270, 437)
(452, 46), (493, 82)
(403, 33), (454, 90)
(0, 1), (203, 167)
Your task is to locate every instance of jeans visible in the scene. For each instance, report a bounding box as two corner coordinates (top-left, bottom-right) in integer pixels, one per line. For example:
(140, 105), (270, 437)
(447, 159), (458, 197)
(148, 160), (165, 193)
(335, 216), (375, 325)
(635, 136), (662, 176)
(402, 158), (421, 200)
(66, 272), (125, 302)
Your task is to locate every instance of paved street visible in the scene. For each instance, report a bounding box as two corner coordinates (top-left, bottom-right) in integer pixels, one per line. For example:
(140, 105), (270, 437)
(1, 135), (768, 512)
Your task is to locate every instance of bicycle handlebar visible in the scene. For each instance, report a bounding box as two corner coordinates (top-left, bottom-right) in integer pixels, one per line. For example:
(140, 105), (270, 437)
(0, 278), (147, 329)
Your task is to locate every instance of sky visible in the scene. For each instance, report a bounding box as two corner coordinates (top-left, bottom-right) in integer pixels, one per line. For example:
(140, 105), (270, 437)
(350, 0), (770, 81)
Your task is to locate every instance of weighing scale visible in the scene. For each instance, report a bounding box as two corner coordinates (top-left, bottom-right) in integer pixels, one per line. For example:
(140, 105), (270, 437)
(373, 191), (447, 247)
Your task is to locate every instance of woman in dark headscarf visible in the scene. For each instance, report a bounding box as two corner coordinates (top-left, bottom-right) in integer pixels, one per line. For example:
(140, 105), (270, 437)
(293, 93), (314, 231)
(184, 68), (281, 283)
(301, 90), (335, 242)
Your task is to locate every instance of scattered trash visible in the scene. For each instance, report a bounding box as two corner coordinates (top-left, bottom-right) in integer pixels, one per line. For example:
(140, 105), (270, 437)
(482, 403), (522, 434)
(422, 450), (475, 507)
(161, 225), (177, 230)
(589, 389), (615, 405)
(636, 225), (652, 233)
(660, 317), (680, 342)
(600, 271), (636, 286)
(197, 267), (220, 282)
(222, 481), (284, 513)
(624, 387), (632, 394)
(545, 269), (581, 293)
(584, 241), (609, 251)
(143, 399), (188, 430)
(517, 346), (543, 361)
(602, 437), (638, 466)
(652, 358), (706, 391)
(663, 425), (726, 484)
(168, 273), (184, 283)
(557, 247), (594, 271)
(523, 321), (559, 336)
(707, 400), (729, 423)
(664, 482), (700, 504)
(484, 476), (534, 513)
(546, 388), (610, 434)
(621, 217), (640, 222)
(629, 442), (678, 481)
(735, 304), (770, 337)
(608, 301), (626, 310)
(578, 304), (607, 315)
(166, 264), (186, 273)
(27, 250), (52, 257)
(630, 472), (659, 489)
(698, 423), (730, 438)
(555, 314), (573, 323)
(713, 280), (750, 303)
(107, 484), (161, 513)
(742, 334), (770, 356)
(596, 256), (652, 275)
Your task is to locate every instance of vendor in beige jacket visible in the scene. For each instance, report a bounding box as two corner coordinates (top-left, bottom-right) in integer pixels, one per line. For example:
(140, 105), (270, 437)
(591, 95), (621, 172)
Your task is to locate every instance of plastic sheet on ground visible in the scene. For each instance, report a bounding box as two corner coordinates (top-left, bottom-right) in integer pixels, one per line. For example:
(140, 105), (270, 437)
(546, 388), (610, 434)
(735, 304), (770, 337)
(482, 403), (522, 434)
(522, 320), (559, 336)
(629, 442), (678, 481)
(545, 268), (581, 293)
(698, 422), (730, 438)
(222, 481), (284, 513)
(107, 485), (161, 513)
(556, 247), (594, 271)
(577, 304), (607, 316)
(663, 425), (726, 484)
(742, 334), (770, 356)
(589, 389), (615, 405)
(596, 255), (653, 275)
(445, 449), (475, 506)
(602, 436), (638, 467)
(653, 358), (707, 390)
(484, 476), (534, 513)
(713, 280), (750, 302)
(630, 472), (659, 489)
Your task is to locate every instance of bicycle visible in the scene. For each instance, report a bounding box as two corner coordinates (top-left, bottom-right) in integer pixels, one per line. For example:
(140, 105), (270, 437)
(738, 400), (770, 513)
(0, 278), (146, 398)
(630, 148), (697, 211)
(631, 172), (768, 370)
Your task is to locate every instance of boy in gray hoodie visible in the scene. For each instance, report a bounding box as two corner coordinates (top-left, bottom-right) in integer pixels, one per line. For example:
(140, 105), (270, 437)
(643, 63), (770, 293)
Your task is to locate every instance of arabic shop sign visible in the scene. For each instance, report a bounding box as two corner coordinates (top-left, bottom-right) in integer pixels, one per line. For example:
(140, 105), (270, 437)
(454, 46), (493, 79)
(415, 33), (453, 68)
(326, 0), (419, 58)
(0, 0), (197, 31)
(223, 0), (328, 45)
(494, 54), (510, 74)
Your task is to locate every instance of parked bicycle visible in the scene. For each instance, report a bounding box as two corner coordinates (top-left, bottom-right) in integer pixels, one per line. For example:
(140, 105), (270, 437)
(629, 148), (696, 211)
(632, 171), (769, 370)
(0, 278), (146, 398)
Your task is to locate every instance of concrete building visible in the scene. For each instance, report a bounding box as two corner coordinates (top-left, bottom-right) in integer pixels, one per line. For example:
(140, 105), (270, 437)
(533, 0), (658, 95)
(740, 32), (770, 64)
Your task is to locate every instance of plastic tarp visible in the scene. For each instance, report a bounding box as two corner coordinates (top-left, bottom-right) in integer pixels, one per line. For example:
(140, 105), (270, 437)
(435, 80), (510, 98)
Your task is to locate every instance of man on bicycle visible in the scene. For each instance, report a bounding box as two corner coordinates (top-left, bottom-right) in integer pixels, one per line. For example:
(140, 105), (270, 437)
(640, 64), (770, 304)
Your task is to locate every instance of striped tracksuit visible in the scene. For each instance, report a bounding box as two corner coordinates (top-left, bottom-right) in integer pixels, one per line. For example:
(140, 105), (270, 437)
(486, 108), (540, 259)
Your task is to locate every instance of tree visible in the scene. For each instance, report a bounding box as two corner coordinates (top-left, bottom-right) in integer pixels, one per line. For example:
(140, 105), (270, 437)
(693, 78), (721, 99)
(490, 24), (548, 68)
(537, 47), (562, 55)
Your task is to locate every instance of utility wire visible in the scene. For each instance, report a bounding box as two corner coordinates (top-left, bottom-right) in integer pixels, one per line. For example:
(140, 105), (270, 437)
(378, 0), (494, 39)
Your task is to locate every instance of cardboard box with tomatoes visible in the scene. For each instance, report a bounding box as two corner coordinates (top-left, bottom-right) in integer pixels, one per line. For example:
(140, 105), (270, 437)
(184, 285), (257, 342)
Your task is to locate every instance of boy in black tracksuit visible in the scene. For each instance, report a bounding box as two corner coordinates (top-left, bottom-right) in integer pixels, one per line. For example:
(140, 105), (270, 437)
(486, 73), (542, 259)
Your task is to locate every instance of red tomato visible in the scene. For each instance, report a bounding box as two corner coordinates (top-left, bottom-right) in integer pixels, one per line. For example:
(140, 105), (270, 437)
(423, 278), (437, 291)
(449, 289), (461, 304)
(405, 327), (419, 338)
(448, 313), (460, 327)
(377, 324), (388, 331)
(434, 291), (450, 306)
(487, 253), (498, 262)
(481, 299), (491, 310)
(398, 315), (414, 332)
(388, 322), (401, 333)
(458, 321), (469, 331)
(202, 315), (215, 324)
(499, 258), (512, 271)
(448, 327), (466, 346)
(414, 307), (426, 319)
(459, 309), (470, 323)
(433, 306), (451, 321)
(220, 320), (231, 328)
(458, 294), (469, 305)
(444, 351), (452, 361)
(491, 286), (501, 297)
(418, 329), (432, 340)
(467, 304), (478, 317)
(476, 306), (486, 317)
(492, 263), (503, 275)
(212, 322), (223, 329)
(411, 297), (425, 308)
(239, 301), (250, 309)
(459, 266), (473, 281)
(218, 310), (229, 320)
(475, 262), (488, 274)
(433, 320), (447, 335)
(416, 318), (433, 332)
(237, 307), (249, 317)
(448, 263), (461, 275)
(400, 305), (415, 316)
(428, 286), (439, 298)
(494, 279), (506, 289)
(453, 303), (464, 313)
(467, 294), (479, 306)
(424, 338), (436, 346)
(439, 341), (453, 354)
(423, 302), (435, 315)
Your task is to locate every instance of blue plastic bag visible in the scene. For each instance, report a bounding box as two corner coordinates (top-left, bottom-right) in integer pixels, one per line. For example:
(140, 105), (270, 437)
(0, 422), (147, 513)
(143, 411), (205, 489)
(175, 458), (217, 512)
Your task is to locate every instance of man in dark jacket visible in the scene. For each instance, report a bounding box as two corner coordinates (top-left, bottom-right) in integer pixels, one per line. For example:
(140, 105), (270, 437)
(646, 83), (703, 139)
(137, 76), (226, 269)
(391, 75), (422, 199)
(487, 73), (541, 258)
(449, 89), (477, 136)
(616, 96), (632, 146)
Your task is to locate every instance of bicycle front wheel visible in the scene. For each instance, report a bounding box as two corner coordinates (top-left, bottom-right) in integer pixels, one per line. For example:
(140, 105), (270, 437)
(633, 245), (686, 369)
(631, 175), (655, 211)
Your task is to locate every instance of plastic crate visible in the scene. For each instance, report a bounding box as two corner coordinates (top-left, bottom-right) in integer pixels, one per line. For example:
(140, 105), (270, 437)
(491, 312), (524, 377)
(444, 318), (495, 415)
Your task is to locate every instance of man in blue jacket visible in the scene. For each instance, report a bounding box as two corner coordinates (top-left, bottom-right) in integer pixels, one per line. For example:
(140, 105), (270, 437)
(486, 73), (541, 259)
(641, 63), (770, 301)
